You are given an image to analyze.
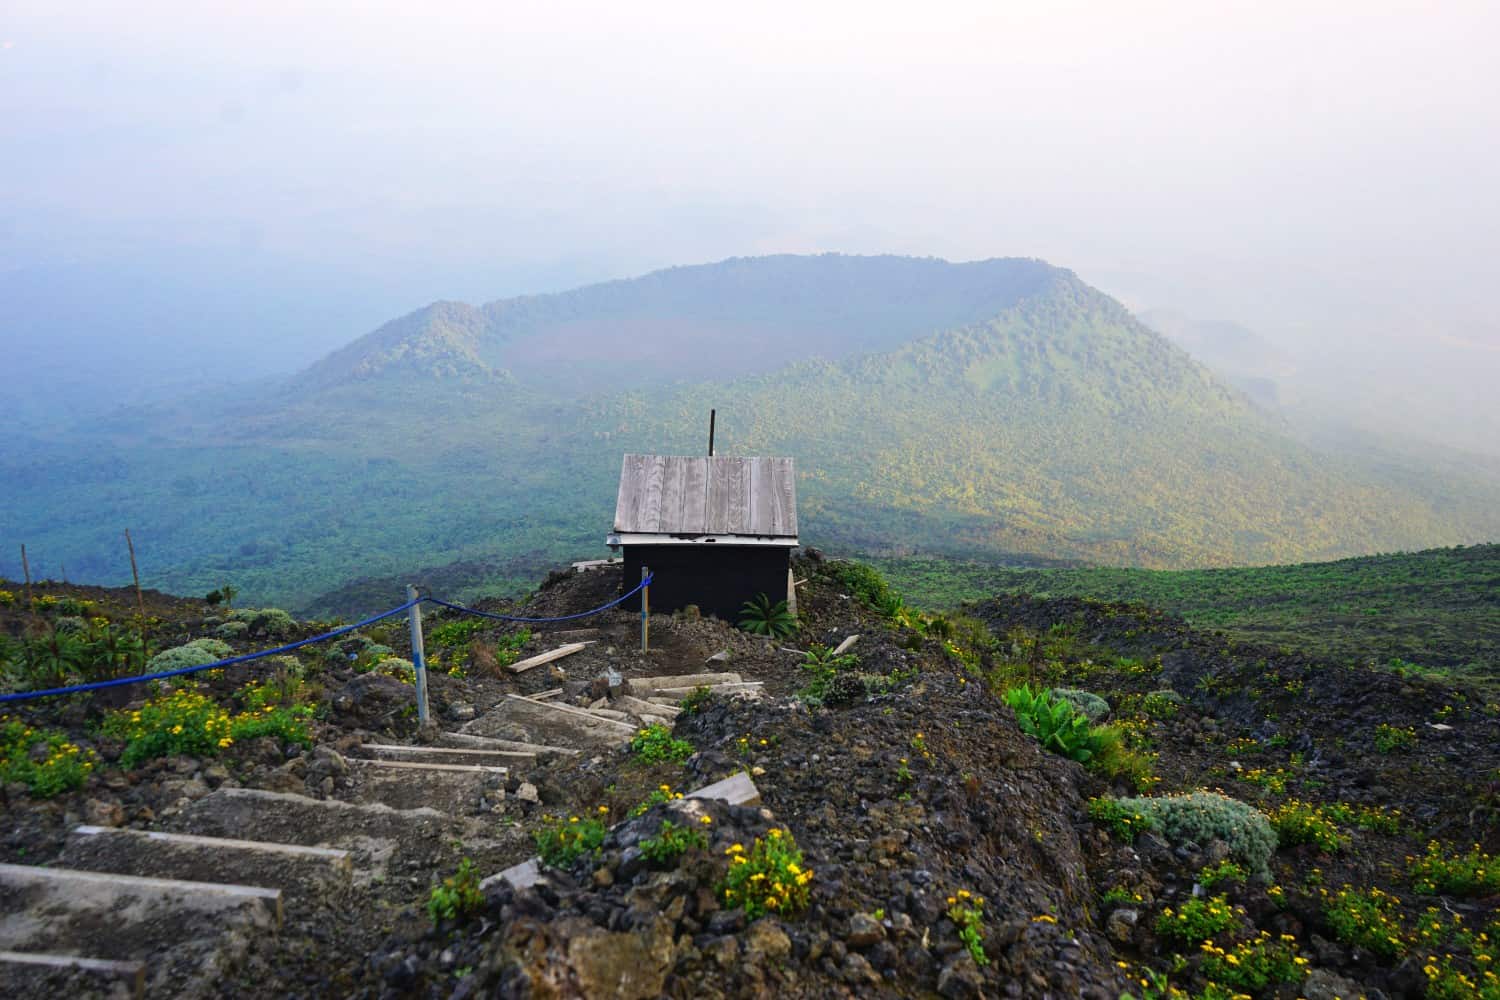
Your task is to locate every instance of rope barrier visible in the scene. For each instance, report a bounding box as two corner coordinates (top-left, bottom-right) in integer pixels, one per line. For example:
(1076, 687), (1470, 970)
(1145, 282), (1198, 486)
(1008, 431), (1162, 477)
(0, 597), (422, 704)
(0, 572), (653, 703)
(422, 572), (652, 623)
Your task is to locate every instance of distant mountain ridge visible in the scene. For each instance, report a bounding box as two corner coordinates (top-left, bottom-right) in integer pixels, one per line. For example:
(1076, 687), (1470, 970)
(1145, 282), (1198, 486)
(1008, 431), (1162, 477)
(4, 253), (1498, 611)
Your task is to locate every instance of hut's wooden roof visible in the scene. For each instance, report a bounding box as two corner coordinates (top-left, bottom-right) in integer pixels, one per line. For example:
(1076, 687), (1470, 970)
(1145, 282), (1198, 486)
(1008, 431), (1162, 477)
(613, 454), (798, 539)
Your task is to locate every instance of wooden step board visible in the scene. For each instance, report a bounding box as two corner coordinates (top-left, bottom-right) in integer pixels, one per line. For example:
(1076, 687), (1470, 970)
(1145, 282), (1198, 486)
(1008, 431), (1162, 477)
(0, 950), (145, 1000)
(348, 758), (507, 813)
(654, 682), (764, 698)
(60, 826), (352, 895)
(352, 757), (508, 775)
(481, 772), (762, 892)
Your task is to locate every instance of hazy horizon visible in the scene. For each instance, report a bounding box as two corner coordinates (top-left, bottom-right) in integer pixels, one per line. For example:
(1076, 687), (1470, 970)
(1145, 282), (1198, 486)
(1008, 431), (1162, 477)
(4, 1), (1497, 452)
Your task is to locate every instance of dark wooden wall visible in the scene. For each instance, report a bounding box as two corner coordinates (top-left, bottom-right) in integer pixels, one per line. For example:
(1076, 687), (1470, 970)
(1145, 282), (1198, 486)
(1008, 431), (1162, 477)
(621, 545), (791, 621)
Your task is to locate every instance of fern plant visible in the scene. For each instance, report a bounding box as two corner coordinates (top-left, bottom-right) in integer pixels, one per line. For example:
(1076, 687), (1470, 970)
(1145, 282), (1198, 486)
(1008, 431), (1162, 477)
(738, 594), (797, 638)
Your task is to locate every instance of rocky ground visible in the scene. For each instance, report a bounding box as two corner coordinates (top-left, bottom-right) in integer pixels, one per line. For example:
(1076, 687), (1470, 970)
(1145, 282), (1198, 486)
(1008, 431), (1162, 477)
(2, 557), (1497, 998)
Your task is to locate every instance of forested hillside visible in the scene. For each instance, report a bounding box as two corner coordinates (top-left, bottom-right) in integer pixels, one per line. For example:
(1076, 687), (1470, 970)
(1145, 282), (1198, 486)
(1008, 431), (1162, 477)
(4, 255), (1497, 613)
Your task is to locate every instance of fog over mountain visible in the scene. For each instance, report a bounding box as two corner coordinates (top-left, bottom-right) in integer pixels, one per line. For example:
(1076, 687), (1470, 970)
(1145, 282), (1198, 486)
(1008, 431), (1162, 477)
(3, 1), (1497, 453)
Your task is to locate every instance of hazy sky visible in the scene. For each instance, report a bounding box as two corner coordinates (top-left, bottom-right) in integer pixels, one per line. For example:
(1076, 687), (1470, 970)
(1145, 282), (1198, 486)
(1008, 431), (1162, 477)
(3, 1), (1497, 443)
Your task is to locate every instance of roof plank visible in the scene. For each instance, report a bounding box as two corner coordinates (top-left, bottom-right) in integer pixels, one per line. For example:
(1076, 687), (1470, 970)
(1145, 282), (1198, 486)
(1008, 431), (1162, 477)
(707, 457), (750, 535)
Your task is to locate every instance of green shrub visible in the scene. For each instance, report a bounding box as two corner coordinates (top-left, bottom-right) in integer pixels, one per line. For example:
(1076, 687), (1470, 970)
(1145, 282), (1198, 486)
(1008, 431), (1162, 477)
(228, 704), (313, 747)
(719, 827), (812, 918)
(630, 782), (684, 817)
(678, 685), (714, 716)
(1198, 860), (1248, 888)
(429, 618), (487, 650)
(0, 717), (96, 797)
(1051, 687), (1110, 721)
(738, 594), (797, 638)
(1087, 796), (1160, 841)
(946, 890), (989, 965)
(1409, 841), (1500, 897)
(1115, 791), (1276, 879)
(1005, 684), (1109, 763)
(215, 620), (250, 640)
(1085, 724), (1160, 791)
(825, 561), (893, 608)
(1269, 799), (1345, 853)
(102, 688), (236, 766)
(799, 644), (861, 704)
(535, 814), (608, 868)
(1199, 931), (1307, 991)
(1322, 885), (1406, 959)
(1139, 690), (1183, 719)
(147, 639), (233, 673)
(1374, 723), (1416, 753)
(1156, 893), (1239, 945)
(225, 608), (296, 639)
(640, 818), (709, 865)
(427, 858), (484, 924)
(630, 724), (695, 763)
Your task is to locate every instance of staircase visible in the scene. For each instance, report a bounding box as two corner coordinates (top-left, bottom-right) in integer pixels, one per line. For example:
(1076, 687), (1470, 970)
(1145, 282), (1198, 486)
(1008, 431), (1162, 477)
(0, 662), (763, 997)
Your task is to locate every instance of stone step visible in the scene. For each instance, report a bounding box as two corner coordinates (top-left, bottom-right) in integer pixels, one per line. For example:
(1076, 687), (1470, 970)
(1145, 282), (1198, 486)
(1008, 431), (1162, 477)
(438, 731), (580, 756)
(0, 863), (280, 997)
(361, 742), (535, 764)
(625, 672), (742, 694)
(0, 950), (145, 1000)
(345, 758), (506, 813)
(167, 788), (501, 888)
(59, 826), (352, 898)
(461, 694), (635, 750)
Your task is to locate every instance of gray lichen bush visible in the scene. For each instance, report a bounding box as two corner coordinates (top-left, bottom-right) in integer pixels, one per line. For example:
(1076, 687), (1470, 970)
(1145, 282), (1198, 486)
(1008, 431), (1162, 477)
(147, 638), (234, 673)
(215, 620), (250, 640)
(1050, 687), (1111, 721)
(1116, 791), (1276, 879)
(227, 608), (297, 639)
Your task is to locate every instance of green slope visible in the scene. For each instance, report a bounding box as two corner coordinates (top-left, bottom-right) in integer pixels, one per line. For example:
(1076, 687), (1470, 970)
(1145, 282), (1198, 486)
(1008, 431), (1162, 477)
(876, 544), (1500, 683)
(3, 255), (1496, 613)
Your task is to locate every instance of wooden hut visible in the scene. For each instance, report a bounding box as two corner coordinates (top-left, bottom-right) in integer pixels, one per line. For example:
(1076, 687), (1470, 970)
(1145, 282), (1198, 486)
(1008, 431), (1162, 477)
(607, 453), (799, 620)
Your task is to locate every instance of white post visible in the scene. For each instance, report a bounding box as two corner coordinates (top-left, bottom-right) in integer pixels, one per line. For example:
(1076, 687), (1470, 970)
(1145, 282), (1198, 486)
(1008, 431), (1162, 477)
(407, 585), (430, 726)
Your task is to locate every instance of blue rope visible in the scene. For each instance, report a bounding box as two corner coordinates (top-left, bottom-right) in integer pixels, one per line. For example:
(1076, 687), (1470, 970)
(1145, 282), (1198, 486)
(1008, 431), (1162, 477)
(0, 597), (423, 704)
(423, 572), (653, 623)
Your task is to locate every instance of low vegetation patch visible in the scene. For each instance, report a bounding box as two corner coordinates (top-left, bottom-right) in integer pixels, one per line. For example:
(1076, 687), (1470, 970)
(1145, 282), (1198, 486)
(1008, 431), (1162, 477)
(1155, 894), (1239, 946)
(534, 813), (608, 868)
(738, 594), (797, 638)
(101, 687), (312, 767)
(1111, 791), (1276, 879)
(1268, 799), (1345, 852)
(426, 858), (484, 924)
(0, 717), (96, 797)
(630, 723), (695, 763)
(719, 827), (812, 918)
(640, 818), (709, 865)
(1321, 885), (1407, 960)
(946, 889), (989, 965)
(1408, 841), (1500, 897)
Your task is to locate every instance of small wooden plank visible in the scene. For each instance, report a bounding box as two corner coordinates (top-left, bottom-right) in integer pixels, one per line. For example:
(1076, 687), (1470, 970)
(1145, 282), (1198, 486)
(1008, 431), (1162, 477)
(832, 634), (860, 656)
(508, 642), (591, 674)
(639, 454), (667, 533)
(707, 456), (751, 535)
(685, 771), (761, 807)
(0, 863), (283, 925)
(586, 707), (631, 722)
(627, 672), (743, 693)
(679, 455), (710, 533)
(614, 454), (650, 532)
(503, 694), (637, 732)
(440, 732), (580, 755)
(570, 559), (620, 572)
(362, 744), (534, 761)
(772, 457), (797, 535)
(0, 951), (145, 998)
(351, 758), (507, 775)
